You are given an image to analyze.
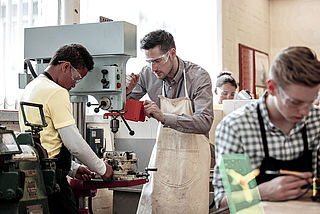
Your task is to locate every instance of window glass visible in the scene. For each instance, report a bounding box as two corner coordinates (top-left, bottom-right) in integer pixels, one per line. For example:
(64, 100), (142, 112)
(23, 3), (28, 16)
(0, 0), (57, 110)
(1, 5), (6, 18)
(80, 0), (219, 112)
(80, 0), (218, 81)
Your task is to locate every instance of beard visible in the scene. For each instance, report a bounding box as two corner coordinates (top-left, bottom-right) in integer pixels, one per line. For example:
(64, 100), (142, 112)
(164, 57), (175, 80)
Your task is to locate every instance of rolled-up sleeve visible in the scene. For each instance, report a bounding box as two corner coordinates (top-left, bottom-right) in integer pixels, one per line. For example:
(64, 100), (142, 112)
(127, 68), (148, 101)
(164, 71), (213, 137)
(128, 60), (214, 138)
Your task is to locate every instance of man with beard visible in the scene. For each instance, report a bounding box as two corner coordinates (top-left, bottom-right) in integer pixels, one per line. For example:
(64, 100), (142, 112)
(126, 30), (214, 214)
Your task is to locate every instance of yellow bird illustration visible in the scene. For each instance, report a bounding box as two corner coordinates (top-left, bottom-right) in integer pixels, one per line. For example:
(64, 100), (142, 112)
(226, 169), (260, 202)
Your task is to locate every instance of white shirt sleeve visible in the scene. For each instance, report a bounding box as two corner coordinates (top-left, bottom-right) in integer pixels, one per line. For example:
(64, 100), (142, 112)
(68, 160), (80, 178)
(57, 124), (106, 176)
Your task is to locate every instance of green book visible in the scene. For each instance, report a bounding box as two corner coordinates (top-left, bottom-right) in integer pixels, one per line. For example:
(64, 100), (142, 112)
(220, 154), (264, 214)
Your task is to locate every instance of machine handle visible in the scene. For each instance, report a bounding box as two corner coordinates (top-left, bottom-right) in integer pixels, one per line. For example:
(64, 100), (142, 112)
(87, 101), (107, 113)
(120, 115), (135, 136)
(87, 102), (98, 107)
(145, 167), (157, 172)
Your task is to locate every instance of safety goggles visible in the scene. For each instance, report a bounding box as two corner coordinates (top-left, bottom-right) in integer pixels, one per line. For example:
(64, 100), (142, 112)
(278, 86), (317, 109)
(145, 51), (170, 67)
(58, 61), (82, 83)
(70, 65), (82, 83)
(217, 87), (236, 98)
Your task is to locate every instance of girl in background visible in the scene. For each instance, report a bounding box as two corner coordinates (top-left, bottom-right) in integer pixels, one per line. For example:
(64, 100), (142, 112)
(214, 71), (237, 104)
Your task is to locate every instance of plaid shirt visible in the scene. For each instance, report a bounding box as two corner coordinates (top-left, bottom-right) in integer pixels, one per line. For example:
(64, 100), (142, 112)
(213, 92), (320, 206)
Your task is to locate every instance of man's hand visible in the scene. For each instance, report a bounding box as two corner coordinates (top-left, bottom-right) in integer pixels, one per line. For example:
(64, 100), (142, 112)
(143, 100), (165, 123)
(75, 165), (96, 181)
(126, 73), (139, 95)
(258, 172), (312, 201)
(101, 161), (114, 181)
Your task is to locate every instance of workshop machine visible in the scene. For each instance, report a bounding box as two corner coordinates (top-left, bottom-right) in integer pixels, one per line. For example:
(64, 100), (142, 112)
(19, 21), (155, 213)
(104, 151), (150, 181)
(70, 151), (155, 214)
(0, 102), (59, 214)
(0, 126), (24, 214)
(20, 21), (138, 136)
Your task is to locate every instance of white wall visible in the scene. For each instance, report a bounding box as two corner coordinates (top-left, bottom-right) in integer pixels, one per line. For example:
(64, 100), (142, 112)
(270, 0), (320, 61)
(221, 0), (320, 82)
(80, 0), (219, 82)
(221, 0), (270, 83)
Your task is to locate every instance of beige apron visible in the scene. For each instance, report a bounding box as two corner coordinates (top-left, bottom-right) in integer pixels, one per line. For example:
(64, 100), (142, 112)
(137, 70), (210, 214)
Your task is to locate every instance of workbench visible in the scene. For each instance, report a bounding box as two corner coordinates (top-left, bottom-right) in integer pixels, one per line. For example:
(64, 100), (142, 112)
(262, 192), (320, 214)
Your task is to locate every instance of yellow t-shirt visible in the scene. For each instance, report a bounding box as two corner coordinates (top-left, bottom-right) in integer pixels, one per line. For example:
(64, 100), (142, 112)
(19, 75), (75, 158)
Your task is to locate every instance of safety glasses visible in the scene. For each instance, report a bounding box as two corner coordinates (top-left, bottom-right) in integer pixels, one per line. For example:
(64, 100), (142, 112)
(70, 65), (82, 83)
(278, 86), (317, 109)
(217, 87), (236, 98)
(145, 51), (170, 67)
(58, 60), (82, 83)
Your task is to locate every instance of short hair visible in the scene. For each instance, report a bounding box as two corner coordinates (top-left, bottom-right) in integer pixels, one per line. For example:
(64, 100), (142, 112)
(140, 30), (176, 53)
(49, 44), (94, 71)
(216, 71), (237, 88)
(270, 46), (320, 88)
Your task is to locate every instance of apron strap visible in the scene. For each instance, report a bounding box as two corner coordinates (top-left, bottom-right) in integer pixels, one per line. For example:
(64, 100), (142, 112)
(257, 103), (269, 157)
(162, 81), (165, 96)
(301, 125), (308, 154)
(176, 72), (185, 98)
(182, 65), (189, 99)
(162, 61), (188, 98)
(257, 103), (309, 158)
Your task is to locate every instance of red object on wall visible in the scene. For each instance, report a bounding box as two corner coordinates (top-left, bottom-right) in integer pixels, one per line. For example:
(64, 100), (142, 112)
(123, 99), (145, 122)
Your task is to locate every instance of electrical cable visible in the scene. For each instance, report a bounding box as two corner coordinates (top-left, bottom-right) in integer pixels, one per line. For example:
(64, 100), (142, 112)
(210, 206), (229, 214)
(209, 199), (215, 209)
(88, 196), (93, 214)
(24, 58), (38, 78)
(265, 170), (313, 201)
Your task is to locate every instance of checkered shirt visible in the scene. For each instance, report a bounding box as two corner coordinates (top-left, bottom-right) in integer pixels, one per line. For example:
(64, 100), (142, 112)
(213, 92), (320, 207)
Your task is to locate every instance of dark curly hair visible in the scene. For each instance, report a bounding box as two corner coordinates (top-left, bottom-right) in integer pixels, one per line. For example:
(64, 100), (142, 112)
(140, 30), (176, 53)
(49, 44), (94, 71)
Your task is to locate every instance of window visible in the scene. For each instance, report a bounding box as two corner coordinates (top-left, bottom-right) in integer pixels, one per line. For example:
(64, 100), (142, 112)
(22, 3), (27, 16)
(80, 0), (219, 113)
(0, 0), (58, 110)
(0, 0), (219, 110)
(1, 5), (6, 18)
(80, 0), (219, 82)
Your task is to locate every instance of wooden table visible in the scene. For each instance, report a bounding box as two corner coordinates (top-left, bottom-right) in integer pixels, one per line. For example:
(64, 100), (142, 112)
(262, 192), (320, 214)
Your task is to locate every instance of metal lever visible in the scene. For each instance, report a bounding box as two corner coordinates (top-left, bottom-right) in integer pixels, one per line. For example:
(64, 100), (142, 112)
(120, 115), (135, 136)
(86, 102), (98, 107)
(104, 112), (135, 135)
(145, 167), (157, 172)
(87, 101), (107, 113)
(142, 167), (157, 182)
